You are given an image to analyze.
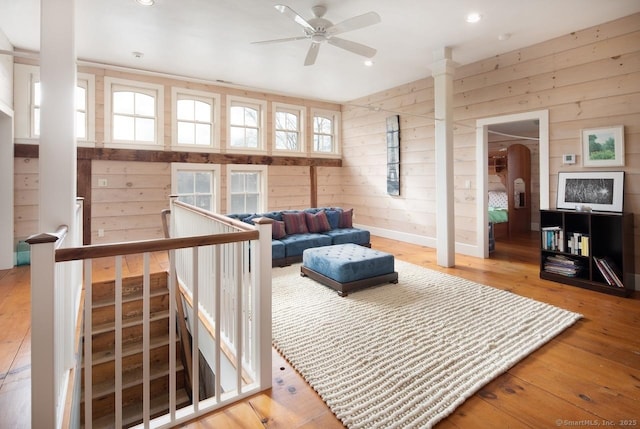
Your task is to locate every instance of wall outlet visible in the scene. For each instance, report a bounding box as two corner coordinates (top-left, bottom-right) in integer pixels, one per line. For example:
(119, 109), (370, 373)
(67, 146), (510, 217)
(98, 178), (108, 187)
(98, 229), (104, 237)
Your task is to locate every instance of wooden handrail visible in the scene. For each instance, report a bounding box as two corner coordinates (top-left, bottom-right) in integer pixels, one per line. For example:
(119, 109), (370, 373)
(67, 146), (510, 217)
(172, 200), (255, 231)
(55, 230), (258, 262)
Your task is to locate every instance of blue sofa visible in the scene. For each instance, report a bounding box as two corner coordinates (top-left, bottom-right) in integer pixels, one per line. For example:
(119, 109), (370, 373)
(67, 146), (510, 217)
(226, 207), (370, 267)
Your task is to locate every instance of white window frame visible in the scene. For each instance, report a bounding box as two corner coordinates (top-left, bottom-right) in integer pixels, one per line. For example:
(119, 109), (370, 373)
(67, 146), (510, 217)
(171, 87), (220, 152)
(226, 95), (267, 154)
(311, 108), (341, 157)
(171, 162), (220, 213)
(104, 76), (164, 149)
(272, 102), (306, 156)
(13, 64), (95, 145)
(227, 165), (268, 214)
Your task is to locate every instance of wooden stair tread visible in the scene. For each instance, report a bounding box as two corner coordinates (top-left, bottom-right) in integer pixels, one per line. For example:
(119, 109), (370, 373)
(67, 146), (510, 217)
(88, 388), (191, 429)
(91, 333), (179, 366)
(92, 309), (171, 335)
(92, 287), (169, 309)
(88, 359), (185, 398)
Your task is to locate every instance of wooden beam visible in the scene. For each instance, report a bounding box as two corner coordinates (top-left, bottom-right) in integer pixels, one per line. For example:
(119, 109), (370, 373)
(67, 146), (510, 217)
(15, 144), (342, 168)
(310, 166), (317, 208)
(77, 159), (92, 245)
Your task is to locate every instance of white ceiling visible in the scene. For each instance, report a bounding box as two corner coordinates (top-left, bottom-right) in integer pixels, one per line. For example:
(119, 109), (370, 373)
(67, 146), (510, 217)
(1, 0), (639, 103)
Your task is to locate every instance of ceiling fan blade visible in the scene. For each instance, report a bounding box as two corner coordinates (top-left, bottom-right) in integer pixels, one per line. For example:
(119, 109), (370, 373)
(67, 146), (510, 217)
(274, 4), (315, 33)
(304, 42), (320, 66)
(327, 11), (381, 36)
(327, 37), (377, 58)
(251, 36), (308, 45)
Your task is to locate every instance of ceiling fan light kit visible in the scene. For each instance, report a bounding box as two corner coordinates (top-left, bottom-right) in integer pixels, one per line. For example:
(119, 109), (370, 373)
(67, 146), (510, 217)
(253, 4), (381, 66)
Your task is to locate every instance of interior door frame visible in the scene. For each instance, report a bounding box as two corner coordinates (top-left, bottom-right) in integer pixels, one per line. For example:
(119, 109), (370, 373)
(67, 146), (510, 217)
(475, 110), (549, 258)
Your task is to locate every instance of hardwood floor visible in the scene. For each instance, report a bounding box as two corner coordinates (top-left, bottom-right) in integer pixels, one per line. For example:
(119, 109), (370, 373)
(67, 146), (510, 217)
(1, 234), (638, 428)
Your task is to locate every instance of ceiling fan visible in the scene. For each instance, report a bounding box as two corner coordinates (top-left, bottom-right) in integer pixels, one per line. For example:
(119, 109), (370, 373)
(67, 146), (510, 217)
(252, 4), (381, 66)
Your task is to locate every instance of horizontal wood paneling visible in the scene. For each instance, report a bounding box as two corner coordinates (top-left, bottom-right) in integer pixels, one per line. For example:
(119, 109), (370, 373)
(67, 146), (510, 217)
(13, 158), (38, 243)
(342, 12), (640, 276)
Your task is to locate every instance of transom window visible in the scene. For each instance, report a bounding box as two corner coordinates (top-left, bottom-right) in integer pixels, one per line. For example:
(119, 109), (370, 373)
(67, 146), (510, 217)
(312, 109), (340, 155)
(273, 103), (305, 153)
(112, 89), (155, 142)
(228, 166), (267, 213)
(172, 88), (220, 150)
(104, 77), (164, 147)
(227, 96), (266, 151)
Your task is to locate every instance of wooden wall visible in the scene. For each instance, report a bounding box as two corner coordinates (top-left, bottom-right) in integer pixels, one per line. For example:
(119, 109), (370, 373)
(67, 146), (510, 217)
(13, 65), (341, 245)
(341, 13), (640, 272)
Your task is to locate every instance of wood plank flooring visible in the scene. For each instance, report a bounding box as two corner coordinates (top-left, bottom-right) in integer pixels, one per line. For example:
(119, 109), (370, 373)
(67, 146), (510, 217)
(1, 234), (639, 428)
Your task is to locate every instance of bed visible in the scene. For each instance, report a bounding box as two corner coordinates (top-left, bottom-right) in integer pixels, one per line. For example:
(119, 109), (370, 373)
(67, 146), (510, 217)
(488, 190), (509, 239)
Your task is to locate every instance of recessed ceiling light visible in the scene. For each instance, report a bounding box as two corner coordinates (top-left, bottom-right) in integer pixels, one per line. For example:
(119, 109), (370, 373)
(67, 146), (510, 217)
(132, 51), (144, 59)
(364, 59), (374, 67)
(466, 12), (482, 23)
(136, 0), (155, 6)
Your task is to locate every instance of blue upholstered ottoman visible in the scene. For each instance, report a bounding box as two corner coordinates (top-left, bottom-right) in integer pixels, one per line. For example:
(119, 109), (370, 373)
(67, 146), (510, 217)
(301, 243), (398, 296)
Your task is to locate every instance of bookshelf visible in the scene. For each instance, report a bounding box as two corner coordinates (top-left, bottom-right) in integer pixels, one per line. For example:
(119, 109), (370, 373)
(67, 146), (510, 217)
(540, 209), (635, 297)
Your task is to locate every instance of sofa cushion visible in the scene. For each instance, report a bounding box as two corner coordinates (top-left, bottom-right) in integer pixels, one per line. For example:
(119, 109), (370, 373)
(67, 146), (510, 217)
(339, 208), (353, 228)
(272, 220), (286, 239)
(305, 210), (331, 233)
(282, 211), (309, 235)
(303, 243), (395, 283)
(272, 239), (285, 260)
(279, 233), (332, 257)
(323, 228), (370, 245)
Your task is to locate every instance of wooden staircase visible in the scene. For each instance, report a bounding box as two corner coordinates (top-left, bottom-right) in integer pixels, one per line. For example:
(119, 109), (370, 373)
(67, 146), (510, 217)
(82, 272), (192, 427)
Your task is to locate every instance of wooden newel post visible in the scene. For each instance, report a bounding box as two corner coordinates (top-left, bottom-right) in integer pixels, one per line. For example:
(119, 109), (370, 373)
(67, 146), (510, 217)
(26, 230), (65, 429)
(252, 217), (273, 390)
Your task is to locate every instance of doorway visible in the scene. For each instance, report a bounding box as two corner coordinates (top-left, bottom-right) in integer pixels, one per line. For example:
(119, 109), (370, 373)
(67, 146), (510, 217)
(0, 109), (14, 268)
(476, 110), (549, 258)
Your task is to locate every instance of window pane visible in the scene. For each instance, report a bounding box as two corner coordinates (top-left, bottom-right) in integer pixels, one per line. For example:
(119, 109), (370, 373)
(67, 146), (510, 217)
(135, 117), (155, 141)
(34, 82), (41, 106)
(113, 115), (134, 140)
(230, 126), (245, 147)
(75, 86), (86, 110)
(34, 107), (40, 136)
(245, 194), (259, 212)
(244, 108), (258, 127)
(195, 172), (211, 193)
(245, 173), (258, 192)
(113, 91), (134, 114)
(179, 195), (195, 206)
(285, 112), (297, 130)
(246, 128), (258, 148)
(177, 172), (194, 194)
(76, 111), (86, 139)
(230, 173), (244, 192)
(177, 99), (194, 120)
(196, 195), (212, 211)
(230, 106), (245, 125)
(135, 93), (155, 116)
(195, 123), (211, 145)
(230, 195), (245, 213)
(275, 131), (286, 150)
(178, 122), (195, 144)
(194, 101), (211, 122)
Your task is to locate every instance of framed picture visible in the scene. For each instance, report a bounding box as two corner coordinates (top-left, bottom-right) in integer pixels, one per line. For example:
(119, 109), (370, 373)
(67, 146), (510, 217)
(557, 171), (624, 212)
(582, 125), (625, 167)
(386, 115), (400, 196)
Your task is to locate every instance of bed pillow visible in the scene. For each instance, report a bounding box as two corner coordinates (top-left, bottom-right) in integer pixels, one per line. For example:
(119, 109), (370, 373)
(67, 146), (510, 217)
(488, 191), (508, 209)
(305, 210), (332, 233)
(282, 211), (309, 235)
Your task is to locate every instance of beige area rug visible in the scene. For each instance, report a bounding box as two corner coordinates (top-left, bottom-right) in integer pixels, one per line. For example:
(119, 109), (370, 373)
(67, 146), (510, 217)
(271, 260), (582, 429)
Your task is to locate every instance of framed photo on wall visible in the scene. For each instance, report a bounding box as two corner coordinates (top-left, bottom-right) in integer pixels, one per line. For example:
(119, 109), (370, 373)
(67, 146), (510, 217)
(557, 171), (624, 212)
(581, 125), (625, 167)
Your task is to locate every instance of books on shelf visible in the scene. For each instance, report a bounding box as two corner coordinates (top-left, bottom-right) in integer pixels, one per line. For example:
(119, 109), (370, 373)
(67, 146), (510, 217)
(541, 226), (564, 252)
(593, 256), (624, 288)
(543, 254), (583, 277)
(567, 232), (589, 256)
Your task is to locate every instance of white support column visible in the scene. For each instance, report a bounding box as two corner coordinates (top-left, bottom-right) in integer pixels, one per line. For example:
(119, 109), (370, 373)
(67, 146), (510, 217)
(432, 47), (456, 267)
(253, 218), (273, 390)
(39, 0), (77, 239)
